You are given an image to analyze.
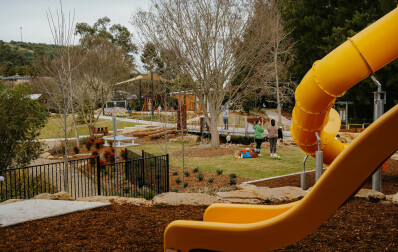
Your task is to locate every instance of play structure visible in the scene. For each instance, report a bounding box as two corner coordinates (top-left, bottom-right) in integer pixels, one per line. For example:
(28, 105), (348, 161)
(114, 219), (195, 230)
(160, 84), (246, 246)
(163, 8), (398, 251)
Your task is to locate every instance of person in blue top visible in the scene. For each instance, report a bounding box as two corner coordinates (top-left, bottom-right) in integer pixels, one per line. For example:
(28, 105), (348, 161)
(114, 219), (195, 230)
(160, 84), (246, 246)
(254, 120), (264, 156)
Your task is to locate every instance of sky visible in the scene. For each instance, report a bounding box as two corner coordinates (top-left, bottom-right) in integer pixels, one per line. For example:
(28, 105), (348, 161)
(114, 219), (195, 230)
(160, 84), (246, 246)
(0, 0), (150, 44)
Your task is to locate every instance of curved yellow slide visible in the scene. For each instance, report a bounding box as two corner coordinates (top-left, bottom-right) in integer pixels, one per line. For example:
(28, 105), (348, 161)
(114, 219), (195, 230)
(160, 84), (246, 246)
(291, 7), (398, 165)
(164, 8), (398, 252)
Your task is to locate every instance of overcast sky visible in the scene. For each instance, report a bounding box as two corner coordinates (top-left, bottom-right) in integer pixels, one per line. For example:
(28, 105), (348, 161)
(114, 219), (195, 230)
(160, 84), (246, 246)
(0, 0), (150, 44)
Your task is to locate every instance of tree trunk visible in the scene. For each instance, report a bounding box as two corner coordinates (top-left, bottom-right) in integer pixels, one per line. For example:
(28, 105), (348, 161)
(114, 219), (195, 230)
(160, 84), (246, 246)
(274, 42), (282, 126)
(209, 113), (220, 148)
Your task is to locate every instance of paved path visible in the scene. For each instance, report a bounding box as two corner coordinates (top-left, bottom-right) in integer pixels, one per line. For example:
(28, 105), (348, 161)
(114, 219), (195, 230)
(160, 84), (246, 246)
(265, 109), (293, 126)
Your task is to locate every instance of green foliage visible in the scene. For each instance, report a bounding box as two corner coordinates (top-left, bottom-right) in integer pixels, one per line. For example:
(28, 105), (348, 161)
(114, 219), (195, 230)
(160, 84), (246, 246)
(0, 84), (47, 170)
(241, 99), (252, 114)
(196, 172), (204, 181)
(207, 177), (215, 184)
(229, 177), (237, 185)
(229, 173), (237, 179)
(184, 171), (190, 177)
(193, 167), (199, 173)
(183, 182), (189, 188)
(175, 178), (182, 184)
(280, 0), (398, 121)
(216, 169), (223, 175)
(170, 188), (179, 193)
(140, 187), (156, 200)
(172, 171), (178, 176)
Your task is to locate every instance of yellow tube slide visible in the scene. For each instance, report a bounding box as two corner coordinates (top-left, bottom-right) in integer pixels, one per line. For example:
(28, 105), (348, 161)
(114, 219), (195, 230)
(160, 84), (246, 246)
(291, 7), (398, 165)
(163, 8), (398, 252)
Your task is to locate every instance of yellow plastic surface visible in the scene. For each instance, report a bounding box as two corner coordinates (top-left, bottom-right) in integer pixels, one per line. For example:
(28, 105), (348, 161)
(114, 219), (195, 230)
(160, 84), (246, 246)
(291, 7), (398, 164)
(164, 105), (398, 251)
(164, 8), (398, 252)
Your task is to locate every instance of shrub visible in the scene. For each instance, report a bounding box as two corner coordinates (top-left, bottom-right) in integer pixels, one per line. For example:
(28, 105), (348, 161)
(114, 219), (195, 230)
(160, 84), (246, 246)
(61, 145), (65, 151)
(89, 137), (95, 142)
(108, 140), (113, 147)
(207, 177), (214, 184)
(183, 182), (189, 188)
(175, 178), (181, 184)
(184, 171), (190, 177)
(229, 177), (237, 185)
(193, 167), (199, 173)
(170, 189), (179, 193)
(85, 140), (93, 150)
(100, 159), (106, 165)
(89, 155), (96, 165)
(141, 187), (156, 200)
(94, 139), (103, 149)
(196, 172), (204, 181)
(229, 173), (237, 179)
(49, 145), (63, 155)
(110, 147), (115, 153)
(216, 169), (223, 175)
(172, 171), (178, 176)
(107, 152), (115, 163)
(73, 146), (79, 154)
(120, 149), (127, 160)
(92, 150), (99, 156)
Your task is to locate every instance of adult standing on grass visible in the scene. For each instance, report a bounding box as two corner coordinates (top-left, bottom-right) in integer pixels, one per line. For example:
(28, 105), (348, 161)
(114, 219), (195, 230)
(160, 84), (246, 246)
(254, 120), (264, 156)
(222, 106), (229, 130)
(268, 119), (279, 158)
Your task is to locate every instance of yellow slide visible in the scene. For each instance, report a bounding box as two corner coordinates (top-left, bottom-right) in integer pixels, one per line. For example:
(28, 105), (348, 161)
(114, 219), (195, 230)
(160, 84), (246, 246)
(164, 8), (398, 252)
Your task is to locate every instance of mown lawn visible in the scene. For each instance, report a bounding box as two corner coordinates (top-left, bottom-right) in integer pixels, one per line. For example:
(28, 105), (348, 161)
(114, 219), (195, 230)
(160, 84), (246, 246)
(39, 117), (140, 139)
(127, 143), (315, 180)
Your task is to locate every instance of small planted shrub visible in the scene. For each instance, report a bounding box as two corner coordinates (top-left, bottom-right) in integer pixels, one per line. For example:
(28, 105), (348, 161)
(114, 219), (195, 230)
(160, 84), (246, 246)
(141, 187), (156, 200)
(107, 152), (115, 163)
(184, 171), (190, 177)
(196, 172), (204, 181)
(94, 139), (103, 149)
(229, 177), (237, 185)
(89, 155), (96, 165)
(73, 146), (79, 154)
(92, 150), (99, 156)
(183, 182), (189, 188)
(100, 159), (106, 165)
(175, 178), (182, 184)
(207, 177), (214, 184)
(108, 140), (113, 147)
(229, 173), (237, 179)
(216, 169), (223, 175)
(89, 137), (95, 142)
(170, 189), (179, 193)
(110, 147), (115, 153)
(85, 140), (93, 150)
(120, 149), (127, 160)
(193, 167), (199, 173)
(172, 171), (178, 176)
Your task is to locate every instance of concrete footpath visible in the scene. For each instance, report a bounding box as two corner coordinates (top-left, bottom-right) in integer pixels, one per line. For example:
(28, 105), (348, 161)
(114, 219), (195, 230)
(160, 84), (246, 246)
(0, 200), (110, 227)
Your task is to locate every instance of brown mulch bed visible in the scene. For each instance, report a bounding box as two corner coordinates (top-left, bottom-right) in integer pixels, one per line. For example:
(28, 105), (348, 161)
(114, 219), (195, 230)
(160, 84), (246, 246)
(173, 146), (243, 158)
(169, 166), (250, 193)
(252, 159), (398, 195)
(1, 198), (396, 251)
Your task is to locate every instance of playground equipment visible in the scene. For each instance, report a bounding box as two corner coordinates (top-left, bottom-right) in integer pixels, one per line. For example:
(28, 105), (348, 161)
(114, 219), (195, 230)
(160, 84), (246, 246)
(164, 8), (398, 251)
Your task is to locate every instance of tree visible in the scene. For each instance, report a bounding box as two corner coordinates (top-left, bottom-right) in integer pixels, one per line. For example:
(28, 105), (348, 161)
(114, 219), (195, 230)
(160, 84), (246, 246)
(0, 84), (47, 170)
(75, 17), (137, 65)
(280, 0), (398, 121)
(133, 0), (273, 147)
(74, 38), (131, 136)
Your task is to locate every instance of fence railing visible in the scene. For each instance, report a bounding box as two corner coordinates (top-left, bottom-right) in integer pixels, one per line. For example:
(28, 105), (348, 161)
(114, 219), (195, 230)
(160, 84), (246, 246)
(0, 149), (169, 202)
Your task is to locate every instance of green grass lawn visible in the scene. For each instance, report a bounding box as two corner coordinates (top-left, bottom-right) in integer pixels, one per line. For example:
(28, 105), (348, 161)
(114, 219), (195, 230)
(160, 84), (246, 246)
(127, 143), (315, 180)
(39, 117), (140, 139)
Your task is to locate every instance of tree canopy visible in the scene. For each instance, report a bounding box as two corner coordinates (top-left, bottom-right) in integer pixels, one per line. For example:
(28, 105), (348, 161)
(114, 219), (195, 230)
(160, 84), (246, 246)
(0, 84), (47, 170)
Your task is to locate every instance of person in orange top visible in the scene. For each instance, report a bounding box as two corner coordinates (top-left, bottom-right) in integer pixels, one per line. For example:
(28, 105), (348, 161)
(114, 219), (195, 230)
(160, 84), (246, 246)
(267, 119), (279, 158)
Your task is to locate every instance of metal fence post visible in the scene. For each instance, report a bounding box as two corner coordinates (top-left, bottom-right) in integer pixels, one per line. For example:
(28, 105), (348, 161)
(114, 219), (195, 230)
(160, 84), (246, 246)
(96, 155), (101, 196)
(166, 154), (170, 192)
(315, 132), (323, 182)
(301, 155), (309, 190)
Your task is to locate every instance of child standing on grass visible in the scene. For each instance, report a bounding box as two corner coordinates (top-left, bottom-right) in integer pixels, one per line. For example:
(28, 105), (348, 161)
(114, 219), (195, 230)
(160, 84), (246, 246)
(254, 120), (264, 156)
(268, 119), (278, 158)
(226, 132), (232, 147)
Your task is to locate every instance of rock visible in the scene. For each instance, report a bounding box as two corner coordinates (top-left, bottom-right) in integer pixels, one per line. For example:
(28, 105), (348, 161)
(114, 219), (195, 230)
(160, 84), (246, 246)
(33, 191), (73, 200)
(153, 192), (219, 206)
(237, 183), (260, 191)
(252, 186), (307, 203)
(381, 200), (391, 205)
(386, 195), (393, 202)
(76, 196), (151, 206)
(355, 189), (386, 202)
(0, 199), (23, 205)
(47, 155), (55, 160)
(170, 134), (200, 143)
(216, 190), (262, 204)
(392, 193), (398, 204)
(222, 198), (262, 204)
(40, 152), (51, 159)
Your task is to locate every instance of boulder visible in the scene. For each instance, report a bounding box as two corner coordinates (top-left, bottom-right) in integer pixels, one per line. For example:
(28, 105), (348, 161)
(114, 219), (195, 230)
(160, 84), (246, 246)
(237, 183), (260, 191)
(76, 196), (151, 206)
(216, 190), (262, 204)
(153, 192), (219, 206)
(40, 152), (51, 159)
(0, 199), (23, 205)
(33, 191), (73, 200)
(355, 189), (386, 202)
(252, 186), (307, 203)
(392, 192), (398, 204)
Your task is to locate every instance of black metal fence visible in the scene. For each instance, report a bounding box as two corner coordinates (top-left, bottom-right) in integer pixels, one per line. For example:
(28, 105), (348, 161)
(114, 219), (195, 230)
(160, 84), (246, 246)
(0, 149), (169, 202)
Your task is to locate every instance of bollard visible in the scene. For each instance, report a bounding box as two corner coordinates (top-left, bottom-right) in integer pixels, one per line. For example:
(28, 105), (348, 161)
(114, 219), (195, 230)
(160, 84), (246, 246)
(301, 155), (309, 190)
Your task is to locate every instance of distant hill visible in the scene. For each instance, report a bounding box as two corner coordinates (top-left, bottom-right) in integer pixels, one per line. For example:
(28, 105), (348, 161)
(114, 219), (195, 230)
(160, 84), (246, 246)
(0, 40), (58, 76)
